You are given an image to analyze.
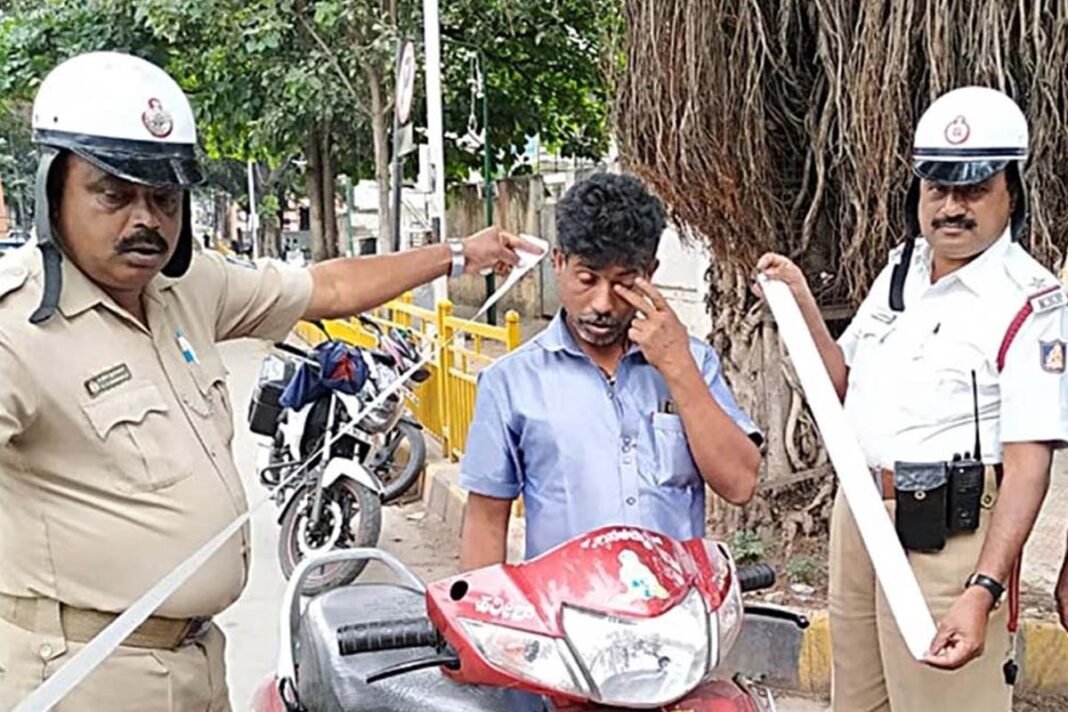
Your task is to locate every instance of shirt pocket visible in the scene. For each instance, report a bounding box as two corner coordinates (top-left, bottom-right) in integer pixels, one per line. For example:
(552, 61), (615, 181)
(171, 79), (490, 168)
(80, 381), (192, 493)
(650, 412), (700, 487)
(189, 354), (235, 446)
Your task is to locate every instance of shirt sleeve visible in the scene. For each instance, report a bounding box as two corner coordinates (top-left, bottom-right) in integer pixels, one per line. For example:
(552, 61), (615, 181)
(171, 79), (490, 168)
(700, 344), (764, 448)
(201, 251), (314, 342)
(999, 305), (1068, 447)
(459, 366), (522, 500)
(0, 334), (36, 448)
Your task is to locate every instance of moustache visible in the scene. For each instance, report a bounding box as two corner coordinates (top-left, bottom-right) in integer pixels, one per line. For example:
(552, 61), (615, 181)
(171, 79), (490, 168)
(117, 229), (168, 255)
(932, 216), (977, 231)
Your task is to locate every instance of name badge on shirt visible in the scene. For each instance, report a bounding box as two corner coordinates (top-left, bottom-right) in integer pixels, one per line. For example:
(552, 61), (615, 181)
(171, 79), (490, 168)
(870, 308), (897, 325)
(84, 363), (132, 398)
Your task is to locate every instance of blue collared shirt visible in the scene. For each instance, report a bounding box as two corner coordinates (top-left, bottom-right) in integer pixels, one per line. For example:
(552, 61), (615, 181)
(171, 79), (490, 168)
(460, 312), (762, 559)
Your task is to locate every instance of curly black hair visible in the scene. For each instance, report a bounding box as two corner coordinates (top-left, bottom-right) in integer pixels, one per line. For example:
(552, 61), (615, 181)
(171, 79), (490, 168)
(556, 173), (666, 271)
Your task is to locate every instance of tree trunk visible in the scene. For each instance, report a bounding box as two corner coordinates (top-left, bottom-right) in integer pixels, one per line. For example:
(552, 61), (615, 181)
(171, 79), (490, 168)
(306, 128), (328, 262)
(321, 126), (340, 259)
(366, 64), (392, 253)
(261, 213), (281, 258)
(213, 192), (230, 248)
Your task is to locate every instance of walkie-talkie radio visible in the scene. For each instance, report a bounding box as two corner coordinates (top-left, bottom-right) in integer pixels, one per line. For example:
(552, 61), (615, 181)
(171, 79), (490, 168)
(947, 370), (985, 533)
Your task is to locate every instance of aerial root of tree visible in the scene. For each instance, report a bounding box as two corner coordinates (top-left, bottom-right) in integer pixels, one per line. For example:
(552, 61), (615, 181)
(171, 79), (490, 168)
(616, 0), (1068, 538)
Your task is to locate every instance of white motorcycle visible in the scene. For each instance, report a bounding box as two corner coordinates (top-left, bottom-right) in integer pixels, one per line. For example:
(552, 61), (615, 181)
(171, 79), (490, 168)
(248, 320), (430, 595)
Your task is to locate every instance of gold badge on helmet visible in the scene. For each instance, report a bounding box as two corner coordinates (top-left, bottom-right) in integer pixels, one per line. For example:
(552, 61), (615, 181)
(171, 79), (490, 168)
(141, 98), (174, 138)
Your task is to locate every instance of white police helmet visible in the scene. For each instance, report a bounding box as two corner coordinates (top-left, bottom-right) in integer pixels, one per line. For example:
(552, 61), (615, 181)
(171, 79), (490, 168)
(891, 87), (1029, 312)
(906, 86), (1029, 238)
(28, 51), (203, 323)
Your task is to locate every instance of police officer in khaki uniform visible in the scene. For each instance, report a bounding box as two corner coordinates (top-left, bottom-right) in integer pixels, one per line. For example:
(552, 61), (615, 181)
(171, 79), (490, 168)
(757, 86), (1068, 711)
(0, 51), (537, 712)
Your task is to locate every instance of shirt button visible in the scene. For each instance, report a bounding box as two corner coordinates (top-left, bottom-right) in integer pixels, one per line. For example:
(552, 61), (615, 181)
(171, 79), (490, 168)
(38, 643), (53, 659)
(626, 497), (636, 506)
(623, 456), (633, 464)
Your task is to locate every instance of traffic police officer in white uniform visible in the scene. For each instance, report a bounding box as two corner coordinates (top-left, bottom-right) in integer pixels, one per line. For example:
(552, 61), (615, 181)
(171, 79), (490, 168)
(758, 86), (1068, 711)
(0, 51), (535, 711)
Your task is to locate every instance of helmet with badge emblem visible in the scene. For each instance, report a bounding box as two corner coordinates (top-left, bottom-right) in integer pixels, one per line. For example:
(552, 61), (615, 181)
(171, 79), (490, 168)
(27, 50), (204, 324)
(905, 85), (1029, 240)
(892, 86), (1029, 310)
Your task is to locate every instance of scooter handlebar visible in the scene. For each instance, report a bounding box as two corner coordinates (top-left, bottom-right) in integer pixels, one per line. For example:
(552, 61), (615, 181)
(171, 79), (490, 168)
(337, 617), (439, 656)
(736, 564), (776, 593)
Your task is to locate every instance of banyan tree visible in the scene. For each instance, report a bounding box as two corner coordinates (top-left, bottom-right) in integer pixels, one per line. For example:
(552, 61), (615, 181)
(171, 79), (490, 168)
(616, 1), (1068, 536)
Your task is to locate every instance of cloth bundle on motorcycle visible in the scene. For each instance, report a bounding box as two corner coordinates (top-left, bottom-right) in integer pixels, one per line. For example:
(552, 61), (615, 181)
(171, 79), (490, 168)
(279, 341), (371, 411)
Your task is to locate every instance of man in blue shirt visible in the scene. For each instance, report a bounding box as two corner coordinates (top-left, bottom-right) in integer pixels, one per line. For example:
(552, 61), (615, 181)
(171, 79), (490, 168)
(459, 173), (763, 569)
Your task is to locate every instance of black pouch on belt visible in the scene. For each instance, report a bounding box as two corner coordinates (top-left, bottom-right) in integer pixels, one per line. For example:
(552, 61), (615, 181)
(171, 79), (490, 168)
(893, 461), (948, 553)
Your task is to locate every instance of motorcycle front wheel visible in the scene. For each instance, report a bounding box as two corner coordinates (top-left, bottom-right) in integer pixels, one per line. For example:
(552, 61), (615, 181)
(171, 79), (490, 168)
(277, 478), (383, 596)
(376, 420), (427, 503)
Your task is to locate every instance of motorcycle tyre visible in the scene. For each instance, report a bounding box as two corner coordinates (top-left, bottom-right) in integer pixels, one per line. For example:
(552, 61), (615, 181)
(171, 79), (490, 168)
(379, 420), (427, 504)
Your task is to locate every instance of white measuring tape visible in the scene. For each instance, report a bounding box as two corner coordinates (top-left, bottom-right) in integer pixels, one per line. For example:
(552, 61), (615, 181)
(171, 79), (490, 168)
(759, 275), (937, 660)
(14, 235), (549, 712)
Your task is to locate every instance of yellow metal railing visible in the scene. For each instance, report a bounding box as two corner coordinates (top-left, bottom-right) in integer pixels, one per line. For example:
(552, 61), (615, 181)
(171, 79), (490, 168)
(292, 292), (521, 462)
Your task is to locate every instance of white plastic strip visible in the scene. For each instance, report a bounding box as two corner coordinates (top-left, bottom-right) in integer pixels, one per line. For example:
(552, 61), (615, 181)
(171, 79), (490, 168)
(14, 236), (549, 712)
(758, 275), (936, 660)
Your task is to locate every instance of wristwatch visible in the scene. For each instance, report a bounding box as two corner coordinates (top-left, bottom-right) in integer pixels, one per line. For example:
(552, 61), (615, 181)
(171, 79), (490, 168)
(964, 572), (1005, 607)
(447, 238), (466, 278)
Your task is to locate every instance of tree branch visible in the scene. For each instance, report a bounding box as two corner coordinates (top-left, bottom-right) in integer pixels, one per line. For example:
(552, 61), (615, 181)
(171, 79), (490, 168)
(294, 11), (371, 119)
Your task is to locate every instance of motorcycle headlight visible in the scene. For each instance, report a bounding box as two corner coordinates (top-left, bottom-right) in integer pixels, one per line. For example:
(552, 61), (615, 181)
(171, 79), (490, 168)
(560, 588), (712, 708)
(460, 619), (588, 697)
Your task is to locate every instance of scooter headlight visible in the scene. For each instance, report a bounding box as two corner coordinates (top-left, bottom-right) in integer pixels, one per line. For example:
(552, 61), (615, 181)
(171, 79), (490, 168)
(560, 587), (712, 707)
(706, 542), (744, 663)
(460, 619), (588, 697)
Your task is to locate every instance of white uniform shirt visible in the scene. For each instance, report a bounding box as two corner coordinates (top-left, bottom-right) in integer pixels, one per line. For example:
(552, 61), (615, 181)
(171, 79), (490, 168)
(839, 229), (1068, 470)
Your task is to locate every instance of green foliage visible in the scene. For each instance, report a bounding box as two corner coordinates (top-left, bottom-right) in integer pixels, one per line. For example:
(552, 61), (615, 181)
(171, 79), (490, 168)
(785, 555), (820, 587)
(728, 529), (767, 565)
(0, 0), (618, 200)
(437, 0), (623, 180)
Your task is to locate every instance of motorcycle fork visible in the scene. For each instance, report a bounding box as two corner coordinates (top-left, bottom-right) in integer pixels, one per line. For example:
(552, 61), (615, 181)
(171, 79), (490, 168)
(308, 394), (339, 526)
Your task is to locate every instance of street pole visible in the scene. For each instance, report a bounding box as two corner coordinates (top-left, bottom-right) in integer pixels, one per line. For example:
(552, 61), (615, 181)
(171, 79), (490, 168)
(391, 40), (404, 254)
(246, 159), (259, 259)
(340, 175), (354, 256)
(423, 0), (448, 305)
(480, 49), (497, 325)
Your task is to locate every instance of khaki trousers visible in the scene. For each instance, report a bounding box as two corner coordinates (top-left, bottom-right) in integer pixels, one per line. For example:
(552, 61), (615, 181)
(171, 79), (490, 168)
(0, 598), (231, 712)
(828, 488), (1012, 712)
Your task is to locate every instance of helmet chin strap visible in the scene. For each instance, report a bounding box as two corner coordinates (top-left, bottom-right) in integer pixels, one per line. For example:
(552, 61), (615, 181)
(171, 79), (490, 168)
(29, 148), (64, 325)
(161, 192), (193, 278)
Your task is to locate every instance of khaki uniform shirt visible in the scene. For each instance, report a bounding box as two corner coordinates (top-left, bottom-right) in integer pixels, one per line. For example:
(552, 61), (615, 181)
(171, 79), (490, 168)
(0, 242), (313, 619)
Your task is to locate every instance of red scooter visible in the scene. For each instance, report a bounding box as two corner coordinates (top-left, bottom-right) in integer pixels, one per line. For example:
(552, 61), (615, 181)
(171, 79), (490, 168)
(252, 524), (808, 711)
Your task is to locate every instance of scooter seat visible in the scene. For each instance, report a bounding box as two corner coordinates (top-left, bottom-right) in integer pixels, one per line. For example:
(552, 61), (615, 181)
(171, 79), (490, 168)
(295, 583), (523, 712)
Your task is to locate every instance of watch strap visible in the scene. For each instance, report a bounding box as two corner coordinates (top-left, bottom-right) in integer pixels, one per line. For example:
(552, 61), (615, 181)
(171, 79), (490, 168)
(965, 572), (1005, 606)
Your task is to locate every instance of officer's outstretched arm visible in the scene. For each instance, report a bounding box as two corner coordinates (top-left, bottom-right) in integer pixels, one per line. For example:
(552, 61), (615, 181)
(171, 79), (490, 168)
(304, 227), (541, 320)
